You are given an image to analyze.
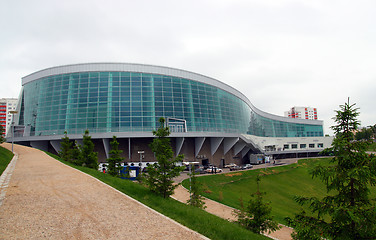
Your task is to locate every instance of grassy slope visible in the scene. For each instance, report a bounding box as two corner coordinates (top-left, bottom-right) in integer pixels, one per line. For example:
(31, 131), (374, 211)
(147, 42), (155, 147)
(183, 158), (376, 225)
(0, 145), (14, 175)
(45, 152), (268, 240)
(369, 142), (376, 152)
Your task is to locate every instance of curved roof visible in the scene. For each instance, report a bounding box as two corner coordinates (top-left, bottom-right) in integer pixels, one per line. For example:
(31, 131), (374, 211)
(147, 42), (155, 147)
(22, 62), (322, 126)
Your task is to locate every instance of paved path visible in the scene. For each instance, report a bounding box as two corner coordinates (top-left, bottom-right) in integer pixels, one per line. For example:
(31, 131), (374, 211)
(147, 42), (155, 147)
(173, 161), (298, 240)
(0, 143), (207, 240)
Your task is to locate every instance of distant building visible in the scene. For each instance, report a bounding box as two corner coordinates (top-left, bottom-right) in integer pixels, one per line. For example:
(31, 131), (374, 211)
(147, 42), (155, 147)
(285, 106), (318, 120)
(0, 98), (18, 137)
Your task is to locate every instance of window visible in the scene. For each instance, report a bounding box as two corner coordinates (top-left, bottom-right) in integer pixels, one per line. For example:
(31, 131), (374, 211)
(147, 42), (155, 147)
(318, 143), (324, 148)
(300, 144), (306, 149)
(309, 144), (315, 148)
(283, 144), (289, 150)
(291, 144), (298, 149)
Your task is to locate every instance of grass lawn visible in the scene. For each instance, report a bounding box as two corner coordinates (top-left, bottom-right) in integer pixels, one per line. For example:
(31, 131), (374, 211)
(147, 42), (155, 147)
(0, 145), (14, 175)
(369, 142), (376, 152)
(45, 152), (268, 240)
(183, 158), (376, 225)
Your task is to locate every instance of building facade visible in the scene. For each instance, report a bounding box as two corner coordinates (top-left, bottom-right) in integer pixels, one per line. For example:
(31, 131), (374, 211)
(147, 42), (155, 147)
(0, 98), (18, 137)
(284, 106), (318, 120)
(10, 63), (332, 166)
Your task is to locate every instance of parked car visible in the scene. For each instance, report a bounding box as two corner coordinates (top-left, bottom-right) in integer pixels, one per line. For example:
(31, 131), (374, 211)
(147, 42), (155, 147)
(224, 163), (237, 168)
(229, 165), (242, 171)
(241, 164), (253, 170)
(194, 167), (206, 174)
(205, 167), (223, 173)
(186, 165), (205, 174)
(203, 163), (214, 170)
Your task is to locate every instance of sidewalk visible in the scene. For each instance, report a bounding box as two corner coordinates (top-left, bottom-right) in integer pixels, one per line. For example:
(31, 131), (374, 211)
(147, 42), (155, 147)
(0, 143), (207, 240)
(173, 162), (296, 240)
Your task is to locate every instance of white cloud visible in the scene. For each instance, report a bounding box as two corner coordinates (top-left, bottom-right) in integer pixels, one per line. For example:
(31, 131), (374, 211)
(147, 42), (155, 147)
(0, 0), (375, 135)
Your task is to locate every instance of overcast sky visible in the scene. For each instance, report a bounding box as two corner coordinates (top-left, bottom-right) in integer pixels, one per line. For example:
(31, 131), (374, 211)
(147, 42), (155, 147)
(1, 0), (375, 135)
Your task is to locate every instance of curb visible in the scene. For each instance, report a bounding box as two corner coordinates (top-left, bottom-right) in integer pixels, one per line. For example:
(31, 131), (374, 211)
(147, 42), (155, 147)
(0, 152), (18, 207)
(48, 153), (210, 240)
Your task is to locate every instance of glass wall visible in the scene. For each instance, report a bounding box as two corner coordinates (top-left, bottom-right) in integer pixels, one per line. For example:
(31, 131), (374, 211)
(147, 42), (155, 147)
(19, 71), (323, 138)
(247, 112), (323, 137)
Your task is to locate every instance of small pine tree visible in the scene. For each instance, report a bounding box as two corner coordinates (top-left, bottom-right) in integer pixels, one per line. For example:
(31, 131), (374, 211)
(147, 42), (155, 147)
(234, 176), (280, 234)
(0, 125), (5, 144)
(79, 130), (98, 169)
(71, 141), (82, 166)
(59, 131), (73, 162)
(107, 136), (124, 176)
(286, 98), (376, 239)
(186, 165), (206, 209)
(145, 117), (185, 198)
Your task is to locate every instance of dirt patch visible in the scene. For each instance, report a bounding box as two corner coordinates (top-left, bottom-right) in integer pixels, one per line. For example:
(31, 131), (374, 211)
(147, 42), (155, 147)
(225, 172), (243, 177)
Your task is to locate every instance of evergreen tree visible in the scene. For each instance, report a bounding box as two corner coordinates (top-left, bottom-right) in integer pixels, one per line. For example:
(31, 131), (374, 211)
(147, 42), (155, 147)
(59, 131), (73, 162)
(186, 165), (206, 209)
(71, 141), (82, 166)
(79, 130), (98, 169)
(0, 125), (5, 143)
(145, 117), (185, 198)
(287, 99), (376, 239)
(107, 136), (124, 176)
(234, 176), (280, 234)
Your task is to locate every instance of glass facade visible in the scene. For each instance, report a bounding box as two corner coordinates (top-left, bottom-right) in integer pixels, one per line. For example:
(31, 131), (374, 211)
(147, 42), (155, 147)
(19, 70), (324, 138)
(248, 112), (323, 137)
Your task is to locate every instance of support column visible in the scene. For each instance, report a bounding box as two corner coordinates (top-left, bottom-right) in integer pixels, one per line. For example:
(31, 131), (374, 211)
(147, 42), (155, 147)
(195, 137), (206, 157)
(233, 142), (246, 156)
(210, 137), (223, 156)
(176, 137), (184, 156)
(223, 137), (239, 155)
(50, 140), (61, 154)
(241, 146), (251, 158)
(103, 138), (110, 159)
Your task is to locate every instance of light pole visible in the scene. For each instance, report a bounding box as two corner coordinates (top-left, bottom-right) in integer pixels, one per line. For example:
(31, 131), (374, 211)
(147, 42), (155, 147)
(9, 111), (18, 153)
(138, 150), (144, 167)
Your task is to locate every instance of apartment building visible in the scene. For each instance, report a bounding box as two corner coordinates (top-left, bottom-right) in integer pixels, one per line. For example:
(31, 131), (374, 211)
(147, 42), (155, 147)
(0, 98), (18, 137)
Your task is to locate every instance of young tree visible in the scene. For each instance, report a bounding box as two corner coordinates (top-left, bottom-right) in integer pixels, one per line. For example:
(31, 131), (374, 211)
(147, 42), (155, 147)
(145, 117), (185, 198)
(78, 130), (98, 169)
(186, 165), (206, 209)
(59, 131), (73, 162)
(71, 141), (82, 166)
(0, 125), (5, 143)
(107, 136), (124, 176)
(370, 124), (376, 139)
(355, 127), (373, 141)
(287, 99), (376, 239)
(234, 176), (280, 234)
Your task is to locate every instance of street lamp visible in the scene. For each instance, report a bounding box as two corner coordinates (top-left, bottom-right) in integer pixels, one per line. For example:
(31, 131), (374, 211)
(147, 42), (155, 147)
(9, 110), (18, 153)
(138, 150), (144, 166)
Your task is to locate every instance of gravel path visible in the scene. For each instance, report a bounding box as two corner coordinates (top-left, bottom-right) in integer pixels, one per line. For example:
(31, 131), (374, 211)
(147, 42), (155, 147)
(0, 143), (207, 240)
(173, 162), (298, 240)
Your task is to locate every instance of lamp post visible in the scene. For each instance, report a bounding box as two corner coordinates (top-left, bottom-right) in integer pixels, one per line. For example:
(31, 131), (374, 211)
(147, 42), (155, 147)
(9, 111), (18, 153)
(138, 150), (144, 168)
